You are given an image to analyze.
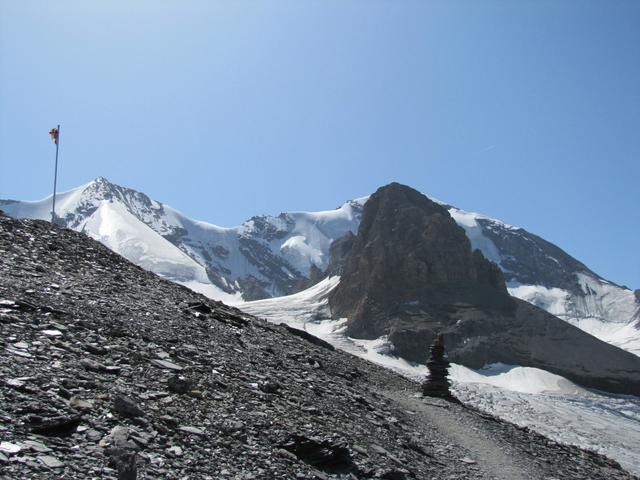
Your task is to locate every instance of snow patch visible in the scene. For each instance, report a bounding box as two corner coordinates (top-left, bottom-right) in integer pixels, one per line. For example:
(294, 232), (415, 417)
(178, 280), (244, 305)
(508, 283), (569, 317)
(450, 363), (587, 395)
(448, 208), (502, 264)
(83, 201), (208, 284)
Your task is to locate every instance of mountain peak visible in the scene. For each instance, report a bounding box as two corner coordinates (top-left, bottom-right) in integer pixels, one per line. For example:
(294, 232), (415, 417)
(329, 184), (510, 344)
(83, 176), (119, 197)
(93, 175), (111, 185)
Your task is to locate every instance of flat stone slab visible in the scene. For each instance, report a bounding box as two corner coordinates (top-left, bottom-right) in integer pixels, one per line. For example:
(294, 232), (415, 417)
(41, 329), (63, 336)
(0, 442), (21, 454)
(150, 359), (183, 371)
(178, 426), (205, 436)
(22, 440), (52, 453)
(38, 455), (64, 468)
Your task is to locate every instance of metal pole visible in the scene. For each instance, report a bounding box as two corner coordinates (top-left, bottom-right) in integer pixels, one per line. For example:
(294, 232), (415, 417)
(51, 124), (60, 223)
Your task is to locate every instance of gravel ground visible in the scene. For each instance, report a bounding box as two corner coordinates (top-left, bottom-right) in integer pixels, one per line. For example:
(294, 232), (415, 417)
(0, 213), (635, 480)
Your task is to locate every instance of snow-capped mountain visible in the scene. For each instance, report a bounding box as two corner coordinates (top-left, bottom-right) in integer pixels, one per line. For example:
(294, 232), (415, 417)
(0, 177), (365, 303)
(2, 177), (638, 355)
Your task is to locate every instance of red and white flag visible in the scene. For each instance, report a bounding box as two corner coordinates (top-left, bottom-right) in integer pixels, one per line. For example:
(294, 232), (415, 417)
(49, 127), (59, 144)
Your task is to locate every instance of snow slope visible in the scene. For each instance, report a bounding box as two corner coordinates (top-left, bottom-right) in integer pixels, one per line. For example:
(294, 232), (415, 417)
(241, 278), (640, 476)
(0, 180), (242, 304)
(1, 177), (365, 302)
(448, 205), (640, 355)
(2, 177), (638, 354)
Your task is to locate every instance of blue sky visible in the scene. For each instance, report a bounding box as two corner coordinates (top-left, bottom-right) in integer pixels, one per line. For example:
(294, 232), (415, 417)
(1, 1), (638, 288)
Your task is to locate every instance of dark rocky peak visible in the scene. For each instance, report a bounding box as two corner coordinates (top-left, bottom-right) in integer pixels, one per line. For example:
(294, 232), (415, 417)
(325, 231), (356, 277)
(330, 182), (511, 339)
(635, 289), (640, 304)
(326, 183), (640, 395)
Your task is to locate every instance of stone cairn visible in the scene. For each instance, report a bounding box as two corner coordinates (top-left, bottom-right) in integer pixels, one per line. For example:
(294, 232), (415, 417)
(421, 334), (452, 398)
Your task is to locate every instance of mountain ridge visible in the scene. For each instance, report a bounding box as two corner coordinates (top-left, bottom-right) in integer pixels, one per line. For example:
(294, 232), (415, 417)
(2, 176), (638, 355)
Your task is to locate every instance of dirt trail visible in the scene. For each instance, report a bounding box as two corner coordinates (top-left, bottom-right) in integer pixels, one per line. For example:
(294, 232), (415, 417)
(382, 388), (558, 480)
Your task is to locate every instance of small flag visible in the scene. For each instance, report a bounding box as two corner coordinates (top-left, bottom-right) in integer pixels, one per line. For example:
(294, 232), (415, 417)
(49, 127), (59, 144)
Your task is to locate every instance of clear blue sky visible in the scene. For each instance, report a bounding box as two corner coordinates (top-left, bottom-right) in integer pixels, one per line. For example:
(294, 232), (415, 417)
(1, 1), (638, 288)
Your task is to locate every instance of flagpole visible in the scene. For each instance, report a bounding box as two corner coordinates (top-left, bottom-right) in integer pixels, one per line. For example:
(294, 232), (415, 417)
(51, 124), (60, 223)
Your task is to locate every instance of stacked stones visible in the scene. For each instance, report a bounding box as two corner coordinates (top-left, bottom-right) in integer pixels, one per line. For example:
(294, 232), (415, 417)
(422, 334), (452, 398)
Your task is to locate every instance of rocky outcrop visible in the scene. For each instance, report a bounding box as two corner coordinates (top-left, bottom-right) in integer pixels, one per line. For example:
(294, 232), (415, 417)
(326, 231), (356, 277)
(328, 183), (640, 395)
(330, 182), (512, 339)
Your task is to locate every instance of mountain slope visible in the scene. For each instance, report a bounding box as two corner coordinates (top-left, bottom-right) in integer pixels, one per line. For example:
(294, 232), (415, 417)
(448, 206), (640, 353)
(0, 212), (635, 480)
(2, 177), (638, 355)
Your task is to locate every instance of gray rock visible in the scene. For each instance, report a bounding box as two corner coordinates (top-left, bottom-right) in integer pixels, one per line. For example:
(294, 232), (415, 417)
(167, 375), (193, 394)
(178, 426), (205, 436)
(38, 455), (64, 468)
(150, 359), (183, 371)
(70, 397), (95, 411)
(108, 426), (131, 448)
(22, 440), (52, 453)
(0, 441), (21, 454)
(113, 396), (143, 418)
(106, 447), (137, 480)
(166, 445), (183, 457)
(259, 380), (282, 394)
